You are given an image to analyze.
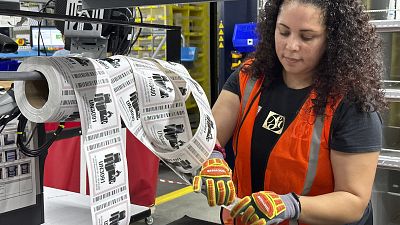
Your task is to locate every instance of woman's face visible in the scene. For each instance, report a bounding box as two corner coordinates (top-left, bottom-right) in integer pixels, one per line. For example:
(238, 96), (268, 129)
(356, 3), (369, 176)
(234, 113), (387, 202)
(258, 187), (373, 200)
(275, 2), (327, 79)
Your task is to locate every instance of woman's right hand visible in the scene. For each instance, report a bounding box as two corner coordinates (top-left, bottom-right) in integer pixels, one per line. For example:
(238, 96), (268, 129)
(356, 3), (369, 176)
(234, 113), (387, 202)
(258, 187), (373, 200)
(192, 158), (236, 206)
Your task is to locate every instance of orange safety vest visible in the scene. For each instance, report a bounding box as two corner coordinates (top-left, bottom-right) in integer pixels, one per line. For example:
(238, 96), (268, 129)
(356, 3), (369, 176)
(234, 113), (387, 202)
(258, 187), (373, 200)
(222, 67), (342, 225)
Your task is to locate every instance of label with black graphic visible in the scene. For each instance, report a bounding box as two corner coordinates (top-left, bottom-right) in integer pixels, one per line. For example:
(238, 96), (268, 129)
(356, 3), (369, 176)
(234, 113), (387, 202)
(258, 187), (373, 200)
(48, 57), (131, 225)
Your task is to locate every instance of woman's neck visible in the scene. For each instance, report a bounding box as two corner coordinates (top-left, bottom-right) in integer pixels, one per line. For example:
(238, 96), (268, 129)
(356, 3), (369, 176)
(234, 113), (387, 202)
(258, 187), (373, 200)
(282, 71), (313, 89)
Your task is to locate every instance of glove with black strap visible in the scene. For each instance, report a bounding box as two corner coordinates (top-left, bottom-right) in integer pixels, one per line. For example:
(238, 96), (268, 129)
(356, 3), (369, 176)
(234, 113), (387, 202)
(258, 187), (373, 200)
(192, 151), (236, 206)
(230, 191), (301, 225)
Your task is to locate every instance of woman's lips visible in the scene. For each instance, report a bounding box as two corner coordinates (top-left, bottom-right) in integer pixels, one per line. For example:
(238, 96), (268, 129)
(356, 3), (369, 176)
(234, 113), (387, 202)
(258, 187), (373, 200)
(284, 57), (301, 64)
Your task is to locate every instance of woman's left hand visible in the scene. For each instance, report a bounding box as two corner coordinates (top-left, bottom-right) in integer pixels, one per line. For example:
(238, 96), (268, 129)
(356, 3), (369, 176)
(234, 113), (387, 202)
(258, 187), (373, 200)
(230, 191), (300, 225)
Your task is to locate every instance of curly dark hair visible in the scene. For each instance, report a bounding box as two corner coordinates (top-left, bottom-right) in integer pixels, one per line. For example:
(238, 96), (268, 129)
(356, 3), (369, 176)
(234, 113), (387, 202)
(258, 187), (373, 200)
(245, 0), (386, 114)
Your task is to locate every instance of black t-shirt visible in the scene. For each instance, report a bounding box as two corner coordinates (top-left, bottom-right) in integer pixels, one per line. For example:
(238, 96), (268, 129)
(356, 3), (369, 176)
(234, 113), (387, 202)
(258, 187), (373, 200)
(223, 70), (382, 192)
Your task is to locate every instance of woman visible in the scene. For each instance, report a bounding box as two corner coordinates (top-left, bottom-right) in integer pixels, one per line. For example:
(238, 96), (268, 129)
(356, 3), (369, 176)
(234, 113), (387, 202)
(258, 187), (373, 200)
(193, 0), (386, 224)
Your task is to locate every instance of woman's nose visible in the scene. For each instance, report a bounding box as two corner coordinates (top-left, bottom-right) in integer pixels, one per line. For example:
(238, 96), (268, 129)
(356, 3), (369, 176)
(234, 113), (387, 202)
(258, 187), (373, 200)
(286, 36), (300, 51)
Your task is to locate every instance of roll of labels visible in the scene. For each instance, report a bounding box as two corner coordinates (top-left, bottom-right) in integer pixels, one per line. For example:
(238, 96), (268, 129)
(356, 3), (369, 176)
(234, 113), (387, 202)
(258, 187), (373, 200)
(14, 56), (219, 225)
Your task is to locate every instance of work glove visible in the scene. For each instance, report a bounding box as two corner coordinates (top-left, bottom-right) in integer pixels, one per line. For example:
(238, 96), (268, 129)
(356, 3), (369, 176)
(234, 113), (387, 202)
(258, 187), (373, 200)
(231, 191), (301, 225)
(192, 157), (236, 206)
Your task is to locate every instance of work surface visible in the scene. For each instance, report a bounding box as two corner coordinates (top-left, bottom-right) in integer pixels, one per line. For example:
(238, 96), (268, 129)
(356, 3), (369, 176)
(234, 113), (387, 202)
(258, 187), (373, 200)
(43, 187), (149, 225)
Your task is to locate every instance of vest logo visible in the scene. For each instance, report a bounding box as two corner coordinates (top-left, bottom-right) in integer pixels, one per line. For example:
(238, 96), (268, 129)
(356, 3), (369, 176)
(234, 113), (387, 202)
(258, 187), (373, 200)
(263, 111), (285, 134)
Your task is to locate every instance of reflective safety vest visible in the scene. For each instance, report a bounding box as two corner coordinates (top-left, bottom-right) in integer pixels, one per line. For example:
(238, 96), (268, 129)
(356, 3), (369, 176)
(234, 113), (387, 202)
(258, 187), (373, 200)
(222, 67), (342, 225)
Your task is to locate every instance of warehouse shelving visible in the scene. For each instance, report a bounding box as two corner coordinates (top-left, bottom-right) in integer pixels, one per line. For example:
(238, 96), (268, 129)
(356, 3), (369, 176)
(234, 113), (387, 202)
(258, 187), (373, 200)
(363, 0), (400, 224)
(130, 3), (211, 120)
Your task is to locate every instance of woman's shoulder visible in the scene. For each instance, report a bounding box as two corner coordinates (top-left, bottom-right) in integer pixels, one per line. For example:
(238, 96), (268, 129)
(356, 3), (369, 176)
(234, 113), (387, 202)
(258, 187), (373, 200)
(330, 98), (382, 153)
(334, 98), (382, 120)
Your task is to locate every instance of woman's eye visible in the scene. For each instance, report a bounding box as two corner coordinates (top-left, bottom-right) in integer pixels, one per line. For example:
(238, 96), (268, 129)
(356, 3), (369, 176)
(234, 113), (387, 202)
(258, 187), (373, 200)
(280, 32), (290, 37)
(302, 36), (313, 41)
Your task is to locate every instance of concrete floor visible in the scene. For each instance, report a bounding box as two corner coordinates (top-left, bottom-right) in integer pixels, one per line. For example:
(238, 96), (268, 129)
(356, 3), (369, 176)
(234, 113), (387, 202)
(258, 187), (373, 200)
(132, 163), (221, 225)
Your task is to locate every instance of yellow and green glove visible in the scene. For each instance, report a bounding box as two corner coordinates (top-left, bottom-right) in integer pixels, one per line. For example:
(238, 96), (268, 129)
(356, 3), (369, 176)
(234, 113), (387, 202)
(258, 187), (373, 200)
(230, 191), (301, 225)
(192, 157), (236, 206)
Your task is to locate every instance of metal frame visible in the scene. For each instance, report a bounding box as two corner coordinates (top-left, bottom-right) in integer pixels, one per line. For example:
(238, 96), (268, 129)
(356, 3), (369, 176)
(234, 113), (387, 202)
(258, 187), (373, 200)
(370, 20), (400, 32)
(82, 0), (235, 10)
(210, 2), (218, 105)
(166, 29), (182, 63)
(0, 9), (182, 62)
(0, 0), (19, 10)
(0, 9), (181, 30)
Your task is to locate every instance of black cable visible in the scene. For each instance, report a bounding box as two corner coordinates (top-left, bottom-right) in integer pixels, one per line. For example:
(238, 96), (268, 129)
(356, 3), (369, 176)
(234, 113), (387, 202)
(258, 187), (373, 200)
(0, 105), (21, 134)
(38, 21), (48, 56)
(114, 10), (131, 55)
(25, 124), (38, 145)
(37, 22), (41, 56)
(40, 0), (54, 12)
(17, 114), (65, 157)
(127, 7), (142, 56)
(37, 0), (54, 56)
(122, 7), (135, 55)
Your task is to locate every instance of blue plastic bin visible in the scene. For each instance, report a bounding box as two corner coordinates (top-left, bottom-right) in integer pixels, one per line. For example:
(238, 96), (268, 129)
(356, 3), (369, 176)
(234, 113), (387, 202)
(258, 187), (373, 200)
(181, 47), (198, 62)
(232, 23), (259, 53)
(0, 59), (20, 71)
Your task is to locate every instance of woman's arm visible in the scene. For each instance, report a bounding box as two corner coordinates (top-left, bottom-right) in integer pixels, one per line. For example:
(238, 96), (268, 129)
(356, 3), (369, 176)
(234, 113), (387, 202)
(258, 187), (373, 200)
(299, 150), (379, 225)
(212, 90), (241, 147)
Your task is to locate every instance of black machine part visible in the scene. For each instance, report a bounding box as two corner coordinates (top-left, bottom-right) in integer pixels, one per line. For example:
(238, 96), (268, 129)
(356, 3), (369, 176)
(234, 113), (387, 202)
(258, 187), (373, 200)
(54, 0), (132, 54)
(0, 33), (18, 53)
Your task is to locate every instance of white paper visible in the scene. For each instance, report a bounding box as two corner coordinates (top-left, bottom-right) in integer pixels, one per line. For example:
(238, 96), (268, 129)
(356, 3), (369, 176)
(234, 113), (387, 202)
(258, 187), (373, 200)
(15, 57), (131, 225)
(14, 55), (217, 222)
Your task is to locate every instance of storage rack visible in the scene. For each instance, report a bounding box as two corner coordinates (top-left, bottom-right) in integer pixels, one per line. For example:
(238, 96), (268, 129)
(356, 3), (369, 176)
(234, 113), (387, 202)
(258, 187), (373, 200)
(364, 1), (400, 224)
(128, 3), (211, 130)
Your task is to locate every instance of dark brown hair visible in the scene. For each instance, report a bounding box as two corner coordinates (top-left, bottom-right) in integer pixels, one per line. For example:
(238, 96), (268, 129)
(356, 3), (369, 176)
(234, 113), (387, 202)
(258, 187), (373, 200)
(245, 0), (386, 114)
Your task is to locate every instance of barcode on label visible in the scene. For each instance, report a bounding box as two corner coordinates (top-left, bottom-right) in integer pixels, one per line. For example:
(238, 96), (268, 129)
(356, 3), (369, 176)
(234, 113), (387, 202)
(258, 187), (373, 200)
(143, 102), (183, 113)
(133, 62), (157, 70)
(86, 128), (120, 141)
(111, 70), (131, 84)
(95, 194), (127, 212)
(76, 78), (109, 88)
(193, 139), (208, 157)
(187, 145), (201, 160)
(87, 137), (121, 151)
(167, 75), (181, 81)
(144, 113), (166, 121)
(114, 79), (134, 93)
(62, 90), (75, 96)
(72, 71), (96, 79)
(93, 186), (127, 203)
(144, 110), (185, 121)
(61, 99), (78, 105)
(143, 105), (164, 113)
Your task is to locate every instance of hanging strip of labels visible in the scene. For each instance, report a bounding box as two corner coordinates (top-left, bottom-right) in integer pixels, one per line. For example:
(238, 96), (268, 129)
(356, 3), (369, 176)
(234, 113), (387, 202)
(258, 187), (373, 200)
(14, 56), (216, 225)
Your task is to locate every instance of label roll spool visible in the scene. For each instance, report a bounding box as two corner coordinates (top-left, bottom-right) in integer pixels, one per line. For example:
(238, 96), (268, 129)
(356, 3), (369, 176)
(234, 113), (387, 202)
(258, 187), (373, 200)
(14, 57), (79, 123)
(15, 56), (132, 225)
(14, 55), (217, 182)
